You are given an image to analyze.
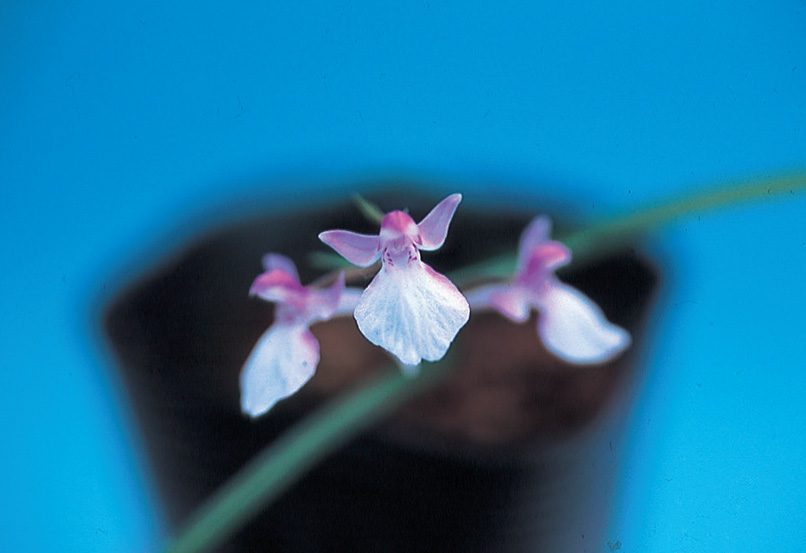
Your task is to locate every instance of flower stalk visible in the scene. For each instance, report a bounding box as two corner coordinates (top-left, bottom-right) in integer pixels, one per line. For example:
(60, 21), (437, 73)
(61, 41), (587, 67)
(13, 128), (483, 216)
(163, 170), (806, 553)
(165, 359), (453, 553)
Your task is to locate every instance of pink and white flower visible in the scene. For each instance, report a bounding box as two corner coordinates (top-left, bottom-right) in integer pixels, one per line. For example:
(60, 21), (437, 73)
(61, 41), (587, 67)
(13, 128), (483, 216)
(465, 216), (631, 364)
(240, 254), (360, 417)
(319, 194), (470, 369)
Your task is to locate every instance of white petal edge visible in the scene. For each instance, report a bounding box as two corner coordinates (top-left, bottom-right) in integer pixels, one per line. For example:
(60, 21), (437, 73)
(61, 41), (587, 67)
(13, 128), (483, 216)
(239, 324), (319, 417)
(536, 282), (631, 364)
(354, 262), (469, 366)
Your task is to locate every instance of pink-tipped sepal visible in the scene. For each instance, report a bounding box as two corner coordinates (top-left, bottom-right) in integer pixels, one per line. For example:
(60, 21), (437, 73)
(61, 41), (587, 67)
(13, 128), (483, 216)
(466, 216), (630, 365)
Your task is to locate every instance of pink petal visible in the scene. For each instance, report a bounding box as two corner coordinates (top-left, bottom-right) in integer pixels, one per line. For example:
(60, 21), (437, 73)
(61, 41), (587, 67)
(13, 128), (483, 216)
(381, 211), (418, 236)
(354, 262), (469, 366)
(249, 269), (306, 306)
(520, 242), (572, 281)
(465, 283), (531, 322)
(515, 215), (573, 280)
(536, 282), (631, 364)
(417, 193), (462, 251)
(239, 324), (320, 417)
(262, 253), (300, 282)
(517, 216), (553, 270)
(534, 242), (571, 269)
(319, 229), (381, 267)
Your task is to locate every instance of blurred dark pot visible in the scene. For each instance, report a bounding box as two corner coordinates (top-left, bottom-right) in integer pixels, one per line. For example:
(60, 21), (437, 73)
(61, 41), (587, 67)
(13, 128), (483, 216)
(102, 190), (659, 553)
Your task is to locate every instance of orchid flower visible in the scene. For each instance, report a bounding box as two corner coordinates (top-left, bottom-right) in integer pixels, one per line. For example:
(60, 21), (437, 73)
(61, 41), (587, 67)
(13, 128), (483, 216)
(240, 254), (361, 417)
(465, 216), (631, 364)
(319, 194), (470, 369)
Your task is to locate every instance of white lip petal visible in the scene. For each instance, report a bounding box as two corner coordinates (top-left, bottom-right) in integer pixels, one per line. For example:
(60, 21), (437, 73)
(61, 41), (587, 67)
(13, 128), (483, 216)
(239, 324), (320, 417)
(536, 282), (631, 364)
(354, 262), (470, 366)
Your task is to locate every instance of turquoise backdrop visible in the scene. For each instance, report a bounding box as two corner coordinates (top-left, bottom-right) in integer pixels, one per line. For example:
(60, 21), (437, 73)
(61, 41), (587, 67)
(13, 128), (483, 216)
(2, 2), (804, 551)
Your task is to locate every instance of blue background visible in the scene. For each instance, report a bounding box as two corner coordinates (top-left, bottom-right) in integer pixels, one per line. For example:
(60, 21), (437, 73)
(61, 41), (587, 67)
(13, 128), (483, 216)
(2, 2), (804, 551)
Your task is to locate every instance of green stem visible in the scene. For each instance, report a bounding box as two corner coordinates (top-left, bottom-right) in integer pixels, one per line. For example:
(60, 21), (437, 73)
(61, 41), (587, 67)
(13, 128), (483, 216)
(453, 171), (806, 284)
(164, 361), (451, 553)
(164, 170), (805, 553)
(562, 171), (806, 261)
